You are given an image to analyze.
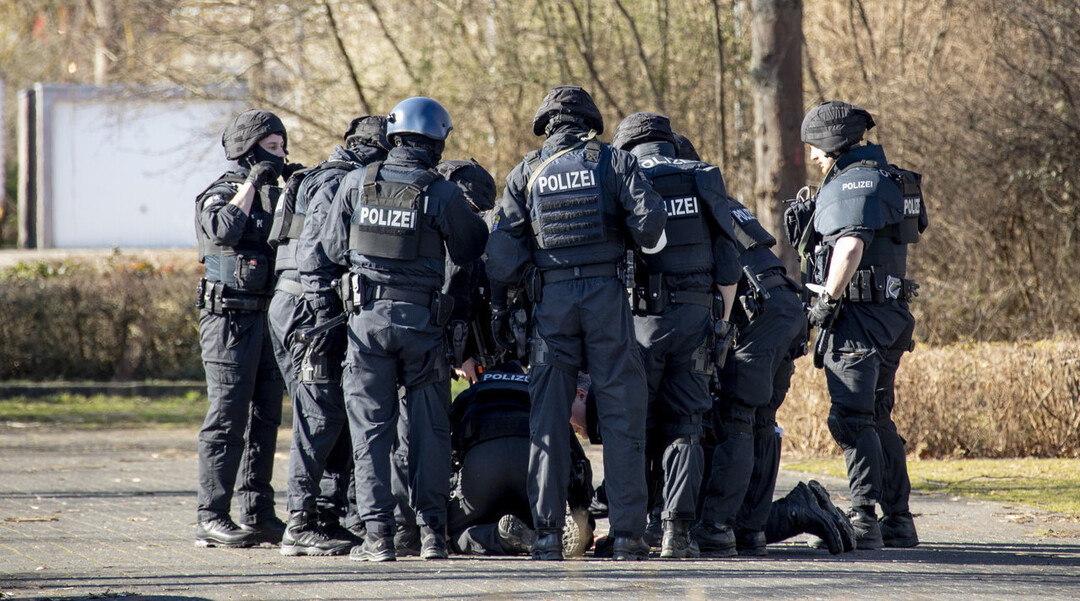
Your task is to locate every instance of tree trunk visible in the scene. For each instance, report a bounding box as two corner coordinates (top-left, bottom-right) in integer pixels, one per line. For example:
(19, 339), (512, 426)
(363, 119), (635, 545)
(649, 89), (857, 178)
(750, 0), (803, 274)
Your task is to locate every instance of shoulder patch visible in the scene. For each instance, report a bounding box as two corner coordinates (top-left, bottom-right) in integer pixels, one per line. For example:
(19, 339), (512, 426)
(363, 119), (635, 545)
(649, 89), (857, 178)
(203, 194), (226, 210)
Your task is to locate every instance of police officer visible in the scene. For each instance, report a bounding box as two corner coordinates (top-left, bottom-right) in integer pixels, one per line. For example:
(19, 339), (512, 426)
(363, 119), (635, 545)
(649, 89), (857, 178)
(317, 97), (488, 562)
(791, 101), (925, 549)
(609, 112), (740, 559)
(270, 116), (390, 556)
(485, 85), (667, 561)
(389, 158), (497, 556)
(447, 365), (594, 556)
(194, 109), (290, 547)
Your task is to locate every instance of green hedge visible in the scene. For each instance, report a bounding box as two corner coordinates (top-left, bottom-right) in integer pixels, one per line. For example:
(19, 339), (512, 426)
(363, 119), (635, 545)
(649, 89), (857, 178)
(0, 255), (203, 380)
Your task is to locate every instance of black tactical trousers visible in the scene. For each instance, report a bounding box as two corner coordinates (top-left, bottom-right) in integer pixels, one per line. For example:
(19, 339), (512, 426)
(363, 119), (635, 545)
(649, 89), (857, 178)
(449, 436), (532, 555)
(391, 395), (417, 530)
(197, 309), (283, 524)
(699, 285), (803, 525)
(267, 288), (354, 521)
(823, 301), (915, 514)
(529, 276), (648, 538)
(344, 299), (451, 531)
(634, 303), (713, 522)
(701, 285), (805, 528)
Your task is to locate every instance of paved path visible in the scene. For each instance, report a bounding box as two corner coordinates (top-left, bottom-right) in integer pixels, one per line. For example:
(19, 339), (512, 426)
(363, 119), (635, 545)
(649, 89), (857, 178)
(1, 427), (1077, 600)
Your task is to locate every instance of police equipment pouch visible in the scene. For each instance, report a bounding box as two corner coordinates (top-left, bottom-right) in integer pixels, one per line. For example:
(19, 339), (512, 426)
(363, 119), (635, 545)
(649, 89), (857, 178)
(301, 349), (333, 384)
(340, 273), (363, 314)
(511, 308), (529, 362)
(448, 320), (468, 368)
(195, 278), (207, 310)
(232, 253), (270, 293)
(712, 319), (737, 370)
(430, 291), (455, 327)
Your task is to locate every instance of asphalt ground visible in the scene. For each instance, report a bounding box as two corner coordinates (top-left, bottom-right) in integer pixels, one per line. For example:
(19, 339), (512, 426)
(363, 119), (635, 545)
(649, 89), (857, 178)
(1, 427), (1078, 601)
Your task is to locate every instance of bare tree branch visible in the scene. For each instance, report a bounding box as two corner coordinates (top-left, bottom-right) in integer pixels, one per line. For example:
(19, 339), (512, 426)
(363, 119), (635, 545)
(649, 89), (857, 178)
(322, 0), (372, 114)
(361, 0), (420, 87)
(611, 0), (665, 112)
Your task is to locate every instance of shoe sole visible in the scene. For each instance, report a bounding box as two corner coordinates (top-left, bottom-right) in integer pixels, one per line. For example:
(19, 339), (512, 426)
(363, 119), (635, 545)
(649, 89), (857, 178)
(280, 544), (351, 556)
(195, 538), (255, 548)
(697, 547), (737, 558)
(350, 551), (396, 562)
(563, 509), (592, 558)
(659, 547), (700, 559)
(883, 537), (919, 548)
(532, 551), (563, 561)
(612, 553), (649, 561)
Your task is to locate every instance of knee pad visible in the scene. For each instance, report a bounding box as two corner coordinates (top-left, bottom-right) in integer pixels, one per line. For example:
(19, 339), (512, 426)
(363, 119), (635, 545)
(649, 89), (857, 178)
(827, 410), (872, 451)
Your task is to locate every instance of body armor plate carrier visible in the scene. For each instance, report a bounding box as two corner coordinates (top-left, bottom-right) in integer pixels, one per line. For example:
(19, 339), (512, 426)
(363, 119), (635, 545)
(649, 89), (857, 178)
(348, 162), (443, 261)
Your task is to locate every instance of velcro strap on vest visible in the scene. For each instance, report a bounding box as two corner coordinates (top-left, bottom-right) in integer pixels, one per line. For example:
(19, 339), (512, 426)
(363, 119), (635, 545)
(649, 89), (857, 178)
(348, 224), (445, 259)
(541, 263), (618, 285)
(275, 277), (303, 297)
(285, 214), (305, 240)
(668, 290), (712, 308)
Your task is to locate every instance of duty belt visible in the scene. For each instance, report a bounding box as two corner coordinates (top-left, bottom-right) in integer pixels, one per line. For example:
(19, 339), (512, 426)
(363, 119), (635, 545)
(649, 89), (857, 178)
(759, 272), (800, 294)
(541, 263), (618, 285)
(369, 283), (433, 306)
(668, 290), (712, 308)
(275, 277), (303, 297)
(198, 279), (271, 314)
(844, 268), (918, 303)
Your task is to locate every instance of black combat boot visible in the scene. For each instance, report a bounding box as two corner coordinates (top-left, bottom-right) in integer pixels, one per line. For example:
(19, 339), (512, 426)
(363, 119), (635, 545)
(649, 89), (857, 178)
(848, 505), (883, 550)
(612, 536), (650, 561)
(394, 523), (421, 556)
(806, 480), (856, 552)
(350, 522), (396, 562)
(660, 520), (700, 559)
(316, 508), (362, 546)
(239, 515), (286, 545)
(880, 511), (919, 548)
(496, 514), (537, 555)
(280, 510), (353, 556)
(691, 521), (737, 557)
(195, 516), (255, 548)
(734, 528), (767, 556)
(643, 505), (663, 548)
(532, 529), (564, 561)
(765, 483), (843, 554)
(420, 524), (449, 560)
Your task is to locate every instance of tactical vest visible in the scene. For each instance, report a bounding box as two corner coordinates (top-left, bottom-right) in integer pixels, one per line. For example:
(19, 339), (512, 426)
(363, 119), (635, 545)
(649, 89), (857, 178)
(450, 371), (531, 455)
(526, 141), (624, 268)
(637, 165), (714, 276)
(196, 173), (276, 294)
(813, 157), (925, 283)
(270, 160), (358, 273)
(348, 162), (444, 261)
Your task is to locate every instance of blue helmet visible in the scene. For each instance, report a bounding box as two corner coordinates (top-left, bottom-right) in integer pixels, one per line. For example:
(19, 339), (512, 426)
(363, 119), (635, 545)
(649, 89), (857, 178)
(386, 97), (453, 142)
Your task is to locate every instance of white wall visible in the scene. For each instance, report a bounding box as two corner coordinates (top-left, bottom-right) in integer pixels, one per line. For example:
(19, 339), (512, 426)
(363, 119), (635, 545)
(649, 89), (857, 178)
(30, 84), (244, 248)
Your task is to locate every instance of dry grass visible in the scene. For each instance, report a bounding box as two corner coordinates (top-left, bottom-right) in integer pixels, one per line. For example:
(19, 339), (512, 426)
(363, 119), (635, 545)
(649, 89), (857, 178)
(781, 338), (1080, 459)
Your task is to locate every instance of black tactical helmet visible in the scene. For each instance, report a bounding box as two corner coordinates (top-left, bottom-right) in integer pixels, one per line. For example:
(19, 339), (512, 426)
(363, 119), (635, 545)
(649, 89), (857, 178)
(800, 101), (876, 154)
(386, 97), (453, 142)
(221, 109), (287, 160)
(436, 159), (497, 212)
(672, 133), (700, 161)
(344, 115), (389, 151)
(611, 111), (675, 151)
(532, 85), (604, 136)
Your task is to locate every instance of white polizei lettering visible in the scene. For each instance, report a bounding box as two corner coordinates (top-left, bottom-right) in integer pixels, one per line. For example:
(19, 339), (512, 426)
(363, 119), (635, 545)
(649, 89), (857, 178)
(731, 207), (756, 223)
(841, 180), (874, 191)
(538, 169), (596, 194)
(665, 196), (700, 217)
(482, 372), (529, 383)
(904, 196), (921, 216)
(361, 206), (416, 229)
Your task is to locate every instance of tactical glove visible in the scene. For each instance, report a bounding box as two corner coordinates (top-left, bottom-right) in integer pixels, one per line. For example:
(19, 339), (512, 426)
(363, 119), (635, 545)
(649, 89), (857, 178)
(246, 160), (283, 188)
(282, 162), (306, 181)
(807, 292), (840, 329)
(491, 309), (515, 351)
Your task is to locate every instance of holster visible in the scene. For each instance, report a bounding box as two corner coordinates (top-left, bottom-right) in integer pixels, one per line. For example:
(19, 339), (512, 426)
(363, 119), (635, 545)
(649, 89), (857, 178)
(430, 291), (455, 327)
(448, 321), (468, 368)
